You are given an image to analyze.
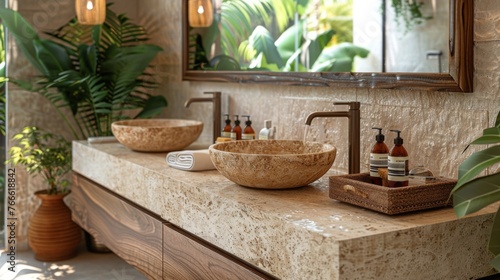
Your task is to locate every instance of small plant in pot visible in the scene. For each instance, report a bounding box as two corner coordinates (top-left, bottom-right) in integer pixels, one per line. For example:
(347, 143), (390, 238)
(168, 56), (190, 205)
(7, 126), (81, 261)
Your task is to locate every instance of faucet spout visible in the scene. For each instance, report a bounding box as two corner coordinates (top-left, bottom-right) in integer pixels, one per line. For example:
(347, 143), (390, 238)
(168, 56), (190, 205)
(305, 111), (349, 125)
(184, 98), (213, 108)
(305, 102), (360, 174)
(185, 92), (222, 144)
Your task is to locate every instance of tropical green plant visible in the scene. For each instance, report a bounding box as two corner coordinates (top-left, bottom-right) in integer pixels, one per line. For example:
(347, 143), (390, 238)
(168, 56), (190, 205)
(0, 4), (167, 140)
(450, 110), (500, 271)
(239, 22), (369, 72)
(7, 126), (72, 195)
(190, 0), (368, 72)
(390, 0), (432, 33)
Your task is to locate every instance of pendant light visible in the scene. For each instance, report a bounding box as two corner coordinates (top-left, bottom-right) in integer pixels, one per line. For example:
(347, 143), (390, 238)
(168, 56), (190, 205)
(188, 0), (213, 28)
(76, 0), (106, 25)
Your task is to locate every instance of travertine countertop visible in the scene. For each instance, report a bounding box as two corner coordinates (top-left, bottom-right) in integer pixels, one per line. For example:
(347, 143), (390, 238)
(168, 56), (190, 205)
(72, 141), (498, 280)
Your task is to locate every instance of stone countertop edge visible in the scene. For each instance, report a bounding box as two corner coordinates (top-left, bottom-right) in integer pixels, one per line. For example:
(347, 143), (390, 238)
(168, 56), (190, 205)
(71, 141), (498, 279)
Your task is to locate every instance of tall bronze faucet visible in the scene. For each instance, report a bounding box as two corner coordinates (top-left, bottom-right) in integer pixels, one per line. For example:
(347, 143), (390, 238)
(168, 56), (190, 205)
(185, 92), (221, 143)
(305, 102), (360, 174)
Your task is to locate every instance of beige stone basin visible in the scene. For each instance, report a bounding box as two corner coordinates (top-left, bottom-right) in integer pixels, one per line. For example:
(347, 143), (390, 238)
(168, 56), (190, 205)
(111, 119), (203, 152)
(209, 140), (336, 189)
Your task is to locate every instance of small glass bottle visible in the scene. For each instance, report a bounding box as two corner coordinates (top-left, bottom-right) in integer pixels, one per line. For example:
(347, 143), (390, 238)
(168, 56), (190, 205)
(230, 115), (242, 140)
(221, 114), (232, 138)
(388, 130), (409, 188)
(259, 120), (275, 140)
(241, 115), (255, 140)
(369, 127), (389, 186)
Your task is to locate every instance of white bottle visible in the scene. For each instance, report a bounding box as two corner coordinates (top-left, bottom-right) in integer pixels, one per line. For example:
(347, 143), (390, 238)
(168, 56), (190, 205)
(258, 120), (275, 140)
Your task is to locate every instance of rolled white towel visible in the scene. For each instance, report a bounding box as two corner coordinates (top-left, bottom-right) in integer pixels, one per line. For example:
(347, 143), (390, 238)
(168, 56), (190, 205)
(166, 149), (215, 171)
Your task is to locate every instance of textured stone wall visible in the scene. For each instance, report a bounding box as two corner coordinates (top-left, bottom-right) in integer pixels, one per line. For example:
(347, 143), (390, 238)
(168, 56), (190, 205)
(6, 0), (500, 250)
(5, 0), (139, 250)
(149, 0), (498, 179)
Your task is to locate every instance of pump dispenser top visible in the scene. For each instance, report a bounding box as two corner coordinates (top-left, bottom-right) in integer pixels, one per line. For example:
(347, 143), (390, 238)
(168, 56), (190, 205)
(221, 114), (231, 138)
(392, 129), (404, 145)
(374, 127), (385, 142)
(387, 129), (409, 187)
(369, 127), (389, 185)
(241, 115), (255, 140)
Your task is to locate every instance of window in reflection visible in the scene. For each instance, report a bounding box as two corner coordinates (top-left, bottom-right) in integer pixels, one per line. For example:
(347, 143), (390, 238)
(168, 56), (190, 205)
(188, 0), (447, 73)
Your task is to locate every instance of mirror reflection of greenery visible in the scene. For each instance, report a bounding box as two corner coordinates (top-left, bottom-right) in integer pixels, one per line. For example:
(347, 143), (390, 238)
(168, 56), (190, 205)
(390, 0), (433, 34)
(189, 0), (369, 72)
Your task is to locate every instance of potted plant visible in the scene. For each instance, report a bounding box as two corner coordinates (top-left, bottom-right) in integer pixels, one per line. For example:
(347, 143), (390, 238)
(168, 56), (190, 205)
(0, 4), (167, 140)
(0, 4), (168, 252)
(450, 110), (500, 271)
(7, 126), (81, 261)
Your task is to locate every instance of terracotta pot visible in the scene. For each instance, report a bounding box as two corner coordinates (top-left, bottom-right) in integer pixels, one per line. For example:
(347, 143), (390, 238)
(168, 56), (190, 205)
(28, 190), (82, 261)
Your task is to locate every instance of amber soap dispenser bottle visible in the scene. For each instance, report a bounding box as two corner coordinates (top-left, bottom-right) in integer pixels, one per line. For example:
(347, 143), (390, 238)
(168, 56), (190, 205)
(221, 114), (232, 138)
(387, 130), (409, 187)
(369, 127), (389, 185)
(241, 115), (256, 140)
(230, 115), (242, 140)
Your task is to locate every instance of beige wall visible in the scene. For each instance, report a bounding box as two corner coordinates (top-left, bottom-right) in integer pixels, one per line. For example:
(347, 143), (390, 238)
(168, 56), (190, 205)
(6, 0), (499, 249)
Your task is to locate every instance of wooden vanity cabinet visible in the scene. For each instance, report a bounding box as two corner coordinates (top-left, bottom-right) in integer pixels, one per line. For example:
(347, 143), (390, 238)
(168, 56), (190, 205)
(70, 173), (277, 280)
(71, 174), (163, 279)
(163, 223), (276, 279)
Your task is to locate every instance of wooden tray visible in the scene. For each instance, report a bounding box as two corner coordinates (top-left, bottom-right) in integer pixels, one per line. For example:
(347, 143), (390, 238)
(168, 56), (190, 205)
(329, 173), (457, 215)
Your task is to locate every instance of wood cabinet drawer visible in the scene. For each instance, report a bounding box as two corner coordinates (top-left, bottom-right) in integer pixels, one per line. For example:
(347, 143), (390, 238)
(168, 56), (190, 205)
(70, 173), (163, 279)
(163, 223), (277, 280)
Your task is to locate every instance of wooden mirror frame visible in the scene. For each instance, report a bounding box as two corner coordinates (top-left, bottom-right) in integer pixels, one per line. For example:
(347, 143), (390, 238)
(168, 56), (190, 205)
(182, 0), (473, 92)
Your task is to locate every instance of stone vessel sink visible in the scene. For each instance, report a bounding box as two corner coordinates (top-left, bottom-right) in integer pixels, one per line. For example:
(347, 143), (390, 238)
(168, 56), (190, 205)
(209, 140), (336, 189)
(111, 119), (203, 152)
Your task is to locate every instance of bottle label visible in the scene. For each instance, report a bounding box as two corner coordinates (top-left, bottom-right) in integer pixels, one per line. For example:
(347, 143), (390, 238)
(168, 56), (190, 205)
(241, 133), (255, 140)
(230, 132), (237, 140)
(369, 153), (388, 177)
(221, 131), (231, 138)
(259, 134), (268, 140)
(388, 156), (409, 182)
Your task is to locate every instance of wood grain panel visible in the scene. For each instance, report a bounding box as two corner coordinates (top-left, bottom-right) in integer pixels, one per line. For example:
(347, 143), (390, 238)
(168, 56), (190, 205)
(163, 223), (278, 280)
(70, 174), (163, 280)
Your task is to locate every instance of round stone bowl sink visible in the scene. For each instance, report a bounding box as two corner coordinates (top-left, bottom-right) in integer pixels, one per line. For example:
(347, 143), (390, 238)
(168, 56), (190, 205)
(111, 119), (203, 152)
(209, 140), (337, 189)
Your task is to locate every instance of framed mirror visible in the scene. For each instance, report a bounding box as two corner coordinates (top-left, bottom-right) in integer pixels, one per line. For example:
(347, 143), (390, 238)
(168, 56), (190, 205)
(182, 0), (473, 92)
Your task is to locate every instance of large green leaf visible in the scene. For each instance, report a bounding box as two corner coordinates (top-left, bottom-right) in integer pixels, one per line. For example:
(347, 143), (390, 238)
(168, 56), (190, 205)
(453, 145), (500, 193)
(311, 42), (369, 72)
(77, 44), (98, 75)
(0, 8), (43, 73)
(470, 127), (500, 145)
(490, 207), (500, 271)
(275, 21), (304, 62)
(307, 29), (336, 67)
(134, 95), (168, 119)
(452, 172), (500, 217)
(452, 110), (500, 272)
(490, 207), (500, 256)
(219, 0), (298, 61)
(246, 26), (283, 69)
(33, 39), (73, 78)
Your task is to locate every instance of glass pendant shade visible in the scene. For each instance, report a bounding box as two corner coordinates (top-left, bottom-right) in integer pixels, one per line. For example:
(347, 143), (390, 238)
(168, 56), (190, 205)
(76, 0), (106, 25)
(188, 0), (213, 27)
